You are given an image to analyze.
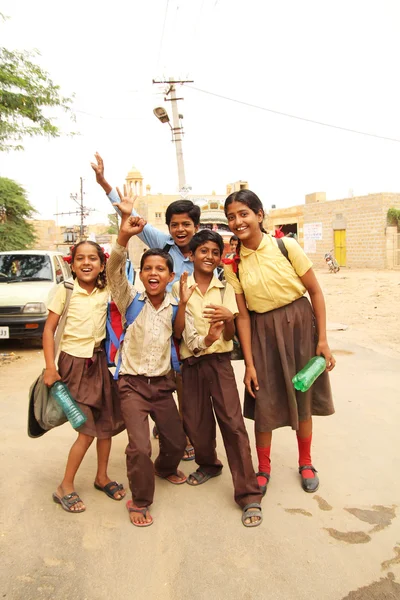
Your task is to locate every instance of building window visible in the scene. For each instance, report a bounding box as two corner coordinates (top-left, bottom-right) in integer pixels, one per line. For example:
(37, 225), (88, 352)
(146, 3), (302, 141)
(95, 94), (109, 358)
(155, 212), (162, 218)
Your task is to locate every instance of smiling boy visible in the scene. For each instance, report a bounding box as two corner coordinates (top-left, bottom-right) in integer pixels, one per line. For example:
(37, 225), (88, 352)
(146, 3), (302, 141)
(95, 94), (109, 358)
(92, 154), (201, 459)
(91, 153), (200, 290)
(106, 210), (187, 527)
(172, 229), (263, 527)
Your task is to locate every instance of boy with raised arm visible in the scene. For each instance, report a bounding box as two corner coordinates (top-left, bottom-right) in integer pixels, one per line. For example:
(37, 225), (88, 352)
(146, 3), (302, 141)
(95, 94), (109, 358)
(91, 153), (199, 460)
(106, 196), (187, 527)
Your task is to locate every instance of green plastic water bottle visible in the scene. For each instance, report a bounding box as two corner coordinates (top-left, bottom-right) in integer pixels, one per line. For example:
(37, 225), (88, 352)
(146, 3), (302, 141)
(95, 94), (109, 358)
(292, 356), (326, 392)
(50, 381), (87, 429)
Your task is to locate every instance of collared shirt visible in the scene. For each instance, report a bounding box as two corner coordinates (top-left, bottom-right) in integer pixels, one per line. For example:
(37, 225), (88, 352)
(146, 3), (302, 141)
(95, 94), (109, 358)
(108, 188), (193, 290)
(106, 242), (177, 377)
(172, 275), (238, 360)
(48, 279), (108, 358)
(224, 234), (313, 313)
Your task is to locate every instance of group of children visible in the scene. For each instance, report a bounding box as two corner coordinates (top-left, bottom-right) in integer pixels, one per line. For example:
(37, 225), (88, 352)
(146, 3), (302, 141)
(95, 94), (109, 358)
(43, 153), (335, 528)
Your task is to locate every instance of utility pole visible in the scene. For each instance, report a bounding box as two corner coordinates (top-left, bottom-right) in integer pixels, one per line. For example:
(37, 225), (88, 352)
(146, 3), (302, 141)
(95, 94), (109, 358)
(55, 177), (94, 243)
(153, 77), (193, 193)
(79, 177), (84, 239)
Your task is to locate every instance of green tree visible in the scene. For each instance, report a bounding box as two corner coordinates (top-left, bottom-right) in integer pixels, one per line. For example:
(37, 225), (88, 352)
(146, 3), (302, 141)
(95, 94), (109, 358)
(0, 177), (37, 250)
(387, 208), (400, 229)
(0, 40), (74, 151)
(106, 212), (119, 235)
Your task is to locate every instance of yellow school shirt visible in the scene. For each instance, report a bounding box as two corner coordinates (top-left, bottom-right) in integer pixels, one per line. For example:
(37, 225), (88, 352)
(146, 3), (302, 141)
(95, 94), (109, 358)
(48, 279), (108, 358)
(172, 275), (238, 360)
(223, 234), (312, 313)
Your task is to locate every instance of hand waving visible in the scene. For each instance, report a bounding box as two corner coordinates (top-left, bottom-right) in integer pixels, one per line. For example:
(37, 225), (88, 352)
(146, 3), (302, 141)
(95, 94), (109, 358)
(90, 152), (105, 183)
(113, 187), (138, 218)
(179, 272), (198, 304)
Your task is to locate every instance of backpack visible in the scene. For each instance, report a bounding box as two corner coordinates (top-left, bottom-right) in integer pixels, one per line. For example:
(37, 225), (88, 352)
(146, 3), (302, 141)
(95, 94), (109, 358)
(105, 294), (181, 380)
(28, 279), (74, 438)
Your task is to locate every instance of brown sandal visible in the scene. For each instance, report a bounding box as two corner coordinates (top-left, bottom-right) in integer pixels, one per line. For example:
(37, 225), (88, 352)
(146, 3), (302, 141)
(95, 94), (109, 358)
(126, 500), (153, 527)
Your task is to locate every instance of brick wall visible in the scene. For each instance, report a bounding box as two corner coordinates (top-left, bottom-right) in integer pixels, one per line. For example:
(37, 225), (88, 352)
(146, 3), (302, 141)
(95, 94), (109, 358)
(304, 193), (400, 269)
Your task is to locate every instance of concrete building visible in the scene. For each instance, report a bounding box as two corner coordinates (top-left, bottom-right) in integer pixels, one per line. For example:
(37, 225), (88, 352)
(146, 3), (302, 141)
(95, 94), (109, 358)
(124, 166), (245, 265)
(266, 191), (400, 269)
(28, 220), (114, 253)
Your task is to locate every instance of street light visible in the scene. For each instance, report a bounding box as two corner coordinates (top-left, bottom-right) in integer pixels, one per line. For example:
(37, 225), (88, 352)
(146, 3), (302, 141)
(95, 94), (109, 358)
(153, 107), (170, 124)
(153, 104), (187, 194)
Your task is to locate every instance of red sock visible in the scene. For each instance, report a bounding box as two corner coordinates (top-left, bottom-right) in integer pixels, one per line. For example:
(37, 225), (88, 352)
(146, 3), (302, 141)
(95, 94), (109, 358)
(256, 446), (271, 486)
(297, 433), (315, 479)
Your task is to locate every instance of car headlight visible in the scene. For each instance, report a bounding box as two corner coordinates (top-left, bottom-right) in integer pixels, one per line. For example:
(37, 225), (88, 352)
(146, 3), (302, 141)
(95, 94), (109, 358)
(23, 302), (47, 314)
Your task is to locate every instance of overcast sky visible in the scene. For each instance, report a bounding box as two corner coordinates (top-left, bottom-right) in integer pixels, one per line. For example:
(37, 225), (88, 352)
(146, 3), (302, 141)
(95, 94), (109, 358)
(1, 0), (400, 226)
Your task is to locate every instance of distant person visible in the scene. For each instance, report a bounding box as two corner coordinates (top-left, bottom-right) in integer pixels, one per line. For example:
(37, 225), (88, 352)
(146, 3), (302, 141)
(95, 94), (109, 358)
(225, 235), (239, 258)
(43, 241), (125, 514)
(223, 190), (335, 497)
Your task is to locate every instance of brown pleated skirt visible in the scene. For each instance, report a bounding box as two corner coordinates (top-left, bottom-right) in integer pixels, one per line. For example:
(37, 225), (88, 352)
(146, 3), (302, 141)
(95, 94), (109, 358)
(58, 348), (125, 439)
(244, 296), (334, 432)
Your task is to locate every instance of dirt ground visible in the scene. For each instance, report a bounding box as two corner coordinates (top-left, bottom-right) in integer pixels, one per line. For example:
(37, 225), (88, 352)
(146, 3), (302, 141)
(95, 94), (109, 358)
(316, 268), (400, 356)
(1, 267), (400, 600)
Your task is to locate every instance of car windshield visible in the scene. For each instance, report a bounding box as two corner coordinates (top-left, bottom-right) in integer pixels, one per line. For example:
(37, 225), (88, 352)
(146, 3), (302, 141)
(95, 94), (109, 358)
(0, 254), (53, 282)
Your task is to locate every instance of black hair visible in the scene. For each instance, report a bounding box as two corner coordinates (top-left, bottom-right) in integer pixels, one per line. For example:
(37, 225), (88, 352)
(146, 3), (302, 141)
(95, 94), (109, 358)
(224, 190), (268, 234)
(71, 241), (107, 289)
(229, 235), (239, 244)
(189, 229), (224, 256)
(224, 190), (268, 262)
(165, 200), (201, 227)
(140, 248), (174, 273)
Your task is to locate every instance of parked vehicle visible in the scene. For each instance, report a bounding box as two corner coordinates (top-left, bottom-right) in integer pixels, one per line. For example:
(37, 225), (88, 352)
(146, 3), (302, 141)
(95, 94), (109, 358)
(324, 250), (340, 273)
(0, 250), (71, 340)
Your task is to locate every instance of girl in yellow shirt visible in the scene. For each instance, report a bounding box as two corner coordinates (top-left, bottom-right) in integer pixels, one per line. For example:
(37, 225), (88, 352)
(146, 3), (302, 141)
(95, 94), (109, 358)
(224, 190), (335, 496)
(43, 241), (125, 513)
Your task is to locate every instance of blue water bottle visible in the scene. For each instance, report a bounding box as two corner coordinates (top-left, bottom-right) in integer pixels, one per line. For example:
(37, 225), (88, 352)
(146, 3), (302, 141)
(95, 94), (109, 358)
(51, 381), (87, 429)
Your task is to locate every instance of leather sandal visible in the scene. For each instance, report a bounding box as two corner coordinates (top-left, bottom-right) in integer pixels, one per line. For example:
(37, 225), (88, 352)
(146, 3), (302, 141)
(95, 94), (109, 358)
(186, 468), (222, 486)
(94, 480), (125, 500)
(52, 491), (85, 513)
(242, 503), (263, 528)
(126, 500), (153, 527)
(299, 465), (319, 493)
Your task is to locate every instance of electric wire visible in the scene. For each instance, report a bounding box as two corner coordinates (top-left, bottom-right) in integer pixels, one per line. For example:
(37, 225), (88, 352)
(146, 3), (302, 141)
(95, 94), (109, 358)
(156, 0), (170, 73)
(188, 85), (400, 143)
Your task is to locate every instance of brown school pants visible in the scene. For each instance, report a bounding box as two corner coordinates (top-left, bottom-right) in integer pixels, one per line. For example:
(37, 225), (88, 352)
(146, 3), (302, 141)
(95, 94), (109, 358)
(117, 374), (187, 507)
(181, 353), (262, 508)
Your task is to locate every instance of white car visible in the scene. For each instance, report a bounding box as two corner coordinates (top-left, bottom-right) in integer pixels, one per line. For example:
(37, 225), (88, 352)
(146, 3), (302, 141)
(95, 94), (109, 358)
(0, 250), (71, 340)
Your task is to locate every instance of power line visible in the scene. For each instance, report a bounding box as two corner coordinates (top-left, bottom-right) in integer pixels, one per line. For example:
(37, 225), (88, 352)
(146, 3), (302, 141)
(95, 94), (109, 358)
(156, 0), (170, 72)
(75, 109), (143, 121)
(188, 85), (400, 144)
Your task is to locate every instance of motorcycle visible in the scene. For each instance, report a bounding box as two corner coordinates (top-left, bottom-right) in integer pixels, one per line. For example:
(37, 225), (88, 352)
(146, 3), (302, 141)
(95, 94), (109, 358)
(324, 250), (340, 273)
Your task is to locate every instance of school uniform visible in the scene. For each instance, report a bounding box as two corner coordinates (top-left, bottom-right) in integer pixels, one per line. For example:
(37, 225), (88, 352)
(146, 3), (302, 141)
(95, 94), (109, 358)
(106, 243), (186, 508)
(172, 275), (262, 509)
(48, 280), (125, 439)
(224, 234), (334, 433)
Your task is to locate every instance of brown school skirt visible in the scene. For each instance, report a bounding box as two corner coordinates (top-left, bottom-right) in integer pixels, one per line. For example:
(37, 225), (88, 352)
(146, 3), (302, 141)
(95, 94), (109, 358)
(244, 296), (335, 432)
(58, 348), (125, 439)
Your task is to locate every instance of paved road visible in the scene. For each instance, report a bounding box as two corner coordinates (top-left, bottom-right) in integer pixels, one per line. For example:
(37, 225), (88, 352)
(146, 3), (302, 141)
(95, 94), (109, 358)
(1, 334), (399, 600)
